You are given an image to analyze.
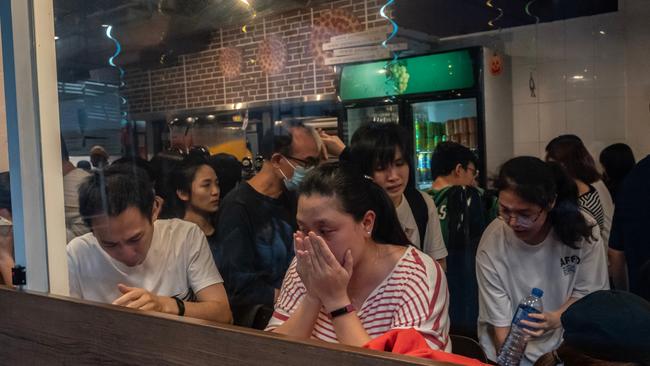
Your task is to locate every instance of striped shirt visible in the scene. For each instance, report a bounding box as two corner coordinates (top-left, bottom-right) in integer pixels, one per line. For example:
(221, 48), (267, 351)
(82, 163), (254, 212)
(579, 185), (605, 233)
(266, 247), (451, 351)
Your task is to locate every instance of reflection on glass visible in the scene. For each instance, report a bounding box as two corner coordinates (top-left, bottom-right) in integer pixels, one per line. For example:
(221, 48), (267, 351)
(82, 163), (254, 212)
(412, 99), (478, 190)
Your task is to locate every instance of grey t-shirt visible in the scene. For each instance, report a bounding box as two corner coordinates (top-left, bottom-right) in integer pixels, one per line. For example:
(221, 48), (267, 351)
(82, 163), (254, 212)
(476, 218), (609, 365)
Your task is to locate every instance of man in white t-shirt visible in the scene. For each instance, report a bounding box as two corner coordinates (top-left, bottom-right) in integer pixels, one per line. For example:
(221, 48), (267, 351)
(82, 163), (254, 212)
(67, 165), (232, 323)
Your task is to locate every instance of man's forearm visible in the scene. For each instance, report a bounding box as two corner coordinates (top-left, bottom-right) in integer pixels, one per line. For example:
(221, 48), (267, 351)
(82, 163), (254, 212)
(490, 325), (510, 355)
(158, 295), (232, 324)
(184, 300), (233, 324)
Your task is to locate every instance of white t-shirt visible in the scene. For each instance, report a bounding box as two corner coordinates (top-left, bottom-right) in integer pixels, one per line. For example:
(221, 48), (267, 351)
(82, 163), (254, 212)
(266, 246), (451, 351)
(63, 168), (91, 242)
(67, 219), (223, 303)
(476, 218), (609, 365)
(395, 192), (448, 260)
(592, 180), (614, 246)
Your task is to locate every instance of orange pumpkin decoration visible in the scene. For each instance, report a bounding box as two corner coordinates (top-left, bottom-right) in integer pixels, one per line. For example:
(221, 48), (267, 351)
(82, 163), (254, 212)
(490, 53), (503, 76)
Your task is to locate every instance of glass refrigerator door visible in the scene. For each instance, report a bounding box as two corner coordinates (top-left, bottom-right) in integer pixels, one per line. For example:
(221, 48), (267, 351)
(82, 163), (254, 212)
(412, 98), (479, 190)
(343, 104), (399, 143)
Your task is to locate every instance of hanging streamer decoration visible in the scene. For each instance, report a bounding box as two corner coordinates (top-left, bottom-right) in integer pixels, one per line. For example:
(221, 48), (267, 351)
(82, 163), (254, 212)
(380, 0), (409, 95)
(105, 25), (129, 127)
(486, 0), (504, 28)
(239, 0), (257, 34)
(525, 0), (540, 97)
(525, 0), (540, 24)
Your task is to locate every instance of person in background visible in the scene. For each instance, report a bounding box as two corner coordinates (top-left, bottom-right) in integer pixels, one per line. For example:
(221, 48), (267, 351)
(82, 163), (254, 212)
(67, 165), (232, 323)
(428, 141), (497, 246)
(477, 157), (609, 365)
(534, 290), (650, 366)
(171, 154), (220, 252)
(427, 141), (495, 339)
(167, 117), (194, 154)
(76, 160), (92, 172)
(61, 136), (90, 242)
(213, 120), (320, 327)
(545, 135), (614, 252)
(599, 143), (636, 203)
(267, 162), (450, 351)
(149, 149), (184, 219)
(111, 155), (154, 181)
(89, 145), (109, 169)
(609, 155), (650, 298)
(208, 153), (242, 200)
(0, 172), (13, 286)
(346, 122), (447, 268)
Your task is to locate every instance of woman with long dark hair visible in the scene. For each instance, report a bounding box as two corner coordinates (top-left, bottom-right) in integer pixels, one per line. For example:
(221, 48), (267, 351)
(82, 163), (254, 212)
(476, 157), (609, 365)
(267, 162), (450, 350)
(545, 135), (613, 249)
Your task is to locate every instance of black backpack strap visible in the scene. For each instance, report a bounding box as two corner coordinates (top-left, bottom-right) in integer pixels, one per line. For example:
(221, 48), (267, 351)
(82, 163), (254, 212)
(404, 187), (428, 248)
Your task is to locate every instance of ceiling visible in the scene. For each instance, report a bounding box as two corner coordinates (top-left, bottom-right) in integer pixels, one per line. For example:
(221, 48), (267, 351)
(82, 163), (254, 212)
(53, 0), (618, 83)
(54, 0), (327, 81)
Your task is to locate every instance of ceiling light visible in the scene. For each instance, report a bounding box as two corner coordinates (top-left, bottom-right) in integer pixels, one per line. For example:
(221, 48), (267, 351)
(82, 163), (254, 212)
(572, 75), (584, 80)
(599, 30), (606, 35)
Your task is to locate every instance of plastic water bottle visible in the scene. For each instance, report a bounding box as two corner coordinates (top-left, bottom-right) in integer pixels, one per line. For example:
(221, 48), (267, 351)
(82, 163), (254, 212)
(497, 288), (544, 366)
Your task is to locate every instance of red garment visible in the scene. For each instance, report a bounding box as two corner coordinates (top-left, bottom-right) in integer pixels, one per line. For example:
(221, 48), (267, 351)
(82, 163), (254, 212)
(364, 329), (489, 366)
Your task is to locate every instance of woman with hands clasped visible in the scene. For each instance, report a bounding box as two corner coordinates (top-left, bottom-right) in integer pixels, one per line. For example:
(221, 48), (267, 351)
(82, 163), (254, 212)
(267, 163), (451, 351)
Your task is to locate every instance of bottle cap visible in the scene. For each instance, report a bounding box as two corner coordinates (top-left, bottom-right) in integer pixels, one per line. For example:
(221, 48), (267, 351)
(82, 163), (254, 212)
(532, 288), (544, 298)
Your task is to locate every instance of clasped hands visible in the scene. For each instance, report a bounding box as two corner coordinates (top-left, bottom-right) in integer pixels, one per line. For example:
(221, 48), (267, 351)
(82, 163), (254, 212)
(294, 231), (353, 312)
(112, 284), (177, 314)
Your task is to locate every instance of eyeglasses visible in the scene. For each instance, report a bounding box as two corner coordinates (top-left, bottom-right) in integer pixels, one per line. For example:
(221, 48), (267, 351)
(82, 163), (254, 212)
(285, 155), (320, 168)
(498, 207), (544, 228)
(466, 166), (480, 178)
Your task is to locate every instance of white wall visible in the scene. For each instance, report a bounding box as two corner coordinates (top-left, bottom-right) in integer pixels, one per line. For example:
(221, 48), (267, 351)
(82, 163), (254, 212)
(439, 0), (650, 163)
(511, 0), (650, 161)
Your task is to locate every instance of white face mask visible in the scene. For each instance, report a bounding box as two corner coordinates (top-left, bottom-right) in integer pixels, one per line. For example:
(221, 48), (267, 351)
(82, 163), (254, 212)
(278, 157), (312, 191)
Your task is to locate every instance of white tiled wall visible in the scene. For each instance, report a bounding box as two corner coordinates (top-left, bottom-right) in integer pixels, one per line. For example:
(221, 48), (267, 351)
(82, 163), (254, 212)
(440, 0), (650, 162)
(507, 0), (650, 160)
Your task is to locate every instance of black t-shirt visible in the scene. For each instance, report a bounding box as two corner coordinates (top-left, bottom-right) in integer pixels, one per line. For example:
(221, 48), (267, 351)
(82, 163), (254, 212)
(610, 155), (650, 298)
(213, 182), (296, 322)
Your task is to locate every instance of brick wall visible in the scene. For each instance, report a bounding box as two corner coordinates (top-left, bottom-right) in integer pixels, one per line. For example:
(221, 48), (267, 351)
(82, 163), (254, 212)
(123, 0), (388, 114)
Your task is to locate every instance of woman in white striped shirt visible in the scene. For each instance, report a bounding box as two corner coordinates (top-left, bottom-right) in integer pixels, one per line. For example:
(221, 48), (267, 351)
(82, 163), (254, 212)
(266, 162), (451, 350)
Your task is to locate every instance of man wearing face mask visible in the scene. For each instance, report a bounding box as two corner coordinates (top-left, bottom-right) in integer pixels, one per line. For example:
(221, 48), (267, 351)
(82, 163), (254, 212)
(213, 120), (321, 328)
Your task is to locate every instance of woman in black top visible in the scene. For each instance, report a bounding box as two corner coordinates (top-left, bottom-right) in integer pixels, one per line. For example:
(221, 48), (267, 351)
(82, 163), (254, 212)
(171, 154), (221, 248)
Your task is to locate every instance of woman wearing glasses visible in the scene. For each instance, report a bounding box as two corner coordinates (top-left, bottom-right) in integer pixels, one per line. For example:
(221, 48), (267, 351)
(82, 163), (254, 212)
(476, 157), (609, 365)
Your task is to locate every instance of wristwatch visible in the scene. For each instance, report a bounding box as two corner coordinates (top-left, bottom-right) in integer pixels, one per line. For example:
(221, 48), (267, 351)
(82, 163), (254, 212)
(172, 295), (185, 316)
(329, 304), (356, 319)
